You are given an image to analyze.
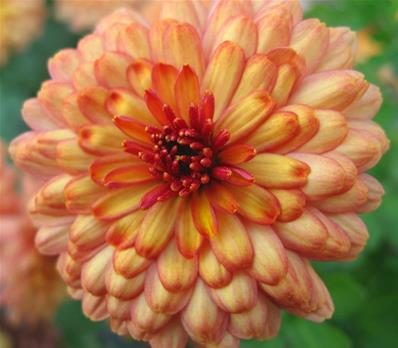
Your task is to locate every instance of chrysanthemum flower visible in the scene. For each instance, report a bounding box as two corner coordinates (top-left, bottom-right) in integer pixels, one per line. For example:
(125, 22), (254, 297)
(0, 0), (46, 65)
(55, 0), (141, 32)
(0, 143), (65, 325)
(10, 1), (389, 346)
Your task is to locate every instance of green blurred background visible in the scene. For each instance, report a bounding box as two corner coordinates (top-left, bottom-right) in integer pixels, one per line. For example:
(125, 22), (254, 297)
(1, 0), (397, 347)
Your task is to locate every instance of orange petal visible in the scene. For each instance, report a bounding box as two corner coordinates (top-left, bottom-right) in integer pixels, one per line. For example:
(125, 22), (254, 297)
(199, 243), (232, 289)
(244, 111), (299, 152)
(73, 62), (96, 90)
(79, 125), (124, 156)
(81, 246), (113, 296)
(90, 153), (140, 185)
(107, 296), (133, 321)
(152, 63), (178, 111)
(113, 247), (151, 278)
(175, 200), (203, 258)
(145, 265), (192, 315)
(93, 182), (157, 221)
(82, 293), (108, 321)
(135, 198), (180, 259)
(274, 104), (319, 154)
(49, 48), (80, 82)
(62, 94), (90, 130)
(210, 272), (257, 313)
(247, 223), (288, 285)
(106, 88), (156, 126)
(69, 215), (108, 252)
(113, 116), (152, 145)
(290, 19), (329, 73)
(216, 92), (275, 144)
(35, 224), (69, 256)
(106, 210), (145, 248)
(344, 84), (382, 120)
(205, 183), (239, 214)
(270, 189), (306, 222)
(240, 153), (310, 189)
(356, 174), (384, 213)
(202, 41), (245, 120)
(77, 86), (112, 125)
(22, 98), (59, 131)
(175, 65), (200, 121)
(324, 152), (358, 193)
(256, 7), (293, 53)
(157, 240), (198, 292)
(117, 22), (150, 60)
(95, 52), (132, 89)
(289, 153), (348, 200)
(56, 138), (95, 175)
(218, 144), (257, 165)
(289, 70), (368, 111)
(104, 164), (154, 188)
(65, 175), (106, 213)
(210, 211), (253, 271)
(313, 179), (369, 214)
(77, 34), (104, 61)
(181, 280), (228, 346)
(163, 22), (205, 77)
(127, 60), (153, 98)
(191, 191), (218, 237)
(231, 54), (277, 103)
(212, 15), (258, 57)
(149, 320), (188, 348)
(297, 110), (348, 153)
(229, 184), (280, 225)
(144, 89), (169, 125)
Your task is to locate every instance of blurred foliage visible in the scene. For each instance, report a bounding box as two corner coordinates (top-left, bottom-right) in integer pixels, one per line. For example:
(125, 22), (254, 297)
(0, 0), (397, 347)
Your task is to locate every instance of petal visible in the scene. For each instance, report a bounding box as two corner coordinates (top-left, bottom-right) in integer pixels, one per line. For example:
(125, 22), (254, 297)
(106, 210), (146, 248)
(145, 265), (192, 315)
(290, 19), (329, 73)
(244, 111), (299, 152)
(175, 65), (200, 121)
(274, 105), (319, 154)
(215, 92), (275, 144)
(56, 138), (95, 174)
(135, 198), (180, 259)
(289, 153), (348, 200)
(199, 244), (232, 289)
(152, 63), (178, 111)
(22, 98), (59, 131)
(317, 28), (357, 72)
(48, 49), (81, 82)
(182, 280), (228, 345)
(212, 15), (258, 57)
(229, 184), (280, 225)
(297, 110), (348, 153)
(356, 174), (384, 213)
(231, 54), (277, 103)
(191, 191), (218, 237)
(93, 182), (157, 221)
(113, 247), (151, 278)
(175, 200), (203, 258)
(270, 189), (306, 222)
(79, 125), (124, 156)
(205, 183), (239, 214)
(218, 144), (257, 165)
(163, 22), (205, 77)
(69, 215), (108, 251)
(313, 179), (369, 213)
(78, 34), (104, 62)
(210, 272), (257, 313)
(210, 211), (253, 271)
(149, 320), (188, 348)
(81, 246), (113, 296)
(344, 84), (382, 120)
(202, 42), (245, 120)
(104, 164), (154, 188)
(127, 60), (153, 98)
(247, 223), (288, 285)
(113, 116), (152, 145)
(117, 22), (150, 60)
(35, 224), (69, 255)
(130, 293), (171, 332)
(73, 62), (96, 90)
(289, 70), (368, 111)
(257, 7), (293, 53)
(82, 293), (108, 321)
(62, 94), (90, 130)
(240, 154), (310, 189)
(324, 152), (358, 193)
(95, 52), (132, 89)
(157, 240), (198, 292)
(107, 296), (132, 321)
(65, 175), (105, 213)
(77, 86), (112, 125)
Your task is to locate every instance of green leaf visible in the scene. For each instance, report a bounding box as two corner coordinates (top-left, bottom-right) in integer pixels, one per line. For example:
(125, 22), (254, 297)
(322, 274), (367, 320)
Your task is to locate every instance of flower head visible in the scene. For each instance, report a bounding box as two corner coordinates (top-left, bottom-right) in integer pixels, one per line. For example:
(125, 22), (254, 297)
(10, 1), (389, 346)
(0, 0), (46, 65)
(55, 0), (141, 32)
(0, 143), (65, 325)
